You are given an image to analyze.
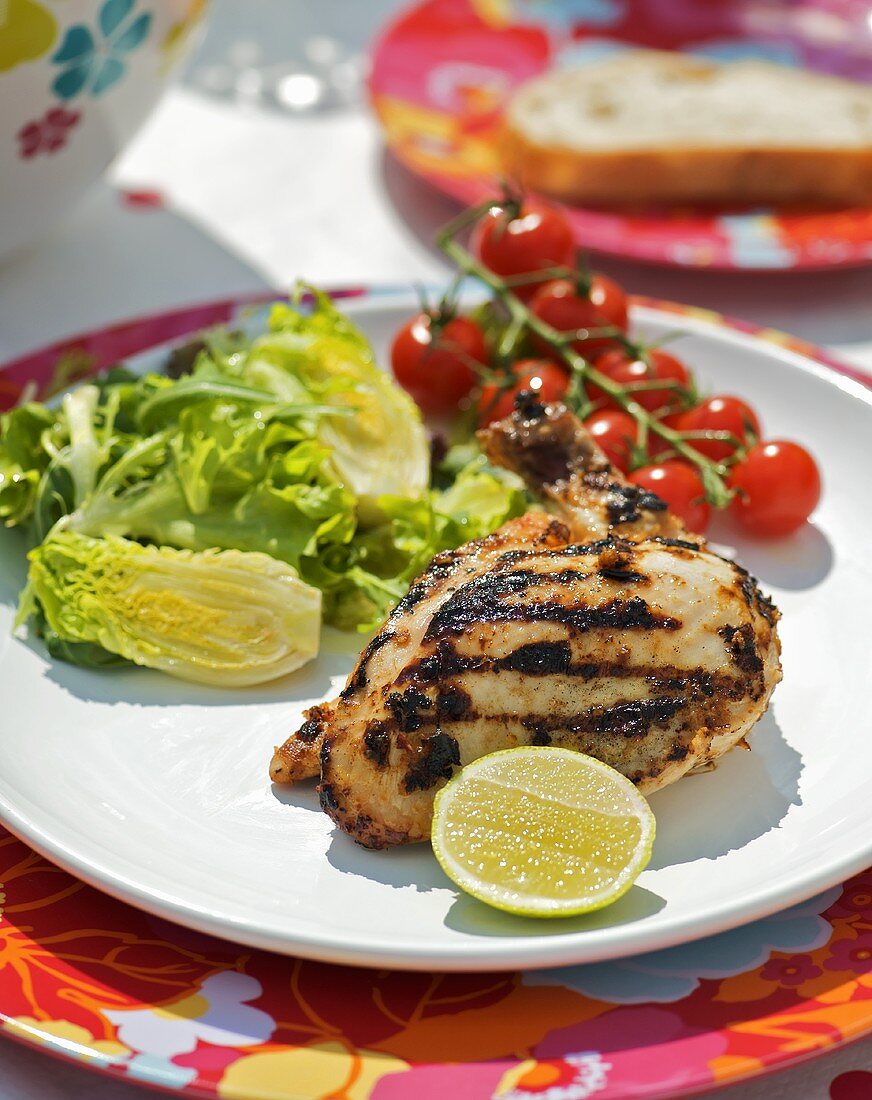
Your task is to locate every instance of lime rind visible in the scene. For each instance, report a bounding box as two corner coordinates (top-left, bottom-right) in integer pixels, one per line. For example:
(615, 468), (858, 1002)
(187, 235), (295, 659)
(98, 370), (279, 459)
(431, 747), (656, 918)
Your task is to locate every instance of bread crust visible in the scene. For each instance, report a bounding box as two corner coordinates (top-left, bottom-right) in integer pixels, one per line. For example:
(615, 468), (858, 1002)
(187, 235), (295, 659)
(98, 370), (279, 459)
(500, 124), (872, 208)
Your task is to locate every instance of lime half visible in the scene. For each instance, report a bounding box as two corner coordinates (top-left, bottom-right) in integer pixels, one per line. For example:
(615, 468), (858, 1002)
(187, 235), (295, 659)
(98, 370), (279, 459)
(431, 747), (655, 917)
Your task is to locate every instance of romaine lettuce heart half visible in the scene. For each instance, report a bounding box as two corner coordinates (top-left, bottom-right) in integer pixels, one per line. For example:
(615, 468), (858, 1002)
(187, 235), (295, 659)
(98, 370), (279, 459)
(19, 532), (322, 686)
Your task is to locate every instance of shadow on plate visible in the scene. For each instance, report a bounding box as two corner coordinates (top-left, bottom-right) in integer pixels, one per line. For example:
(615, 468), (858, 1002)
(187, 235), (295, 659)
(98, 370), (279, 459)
(287, 758), (667, 909)
(18, 632), (357, 709)
(270, 781), (448, 893)
(443, 884), (666, 939)
(270, 780), (322, 814)
(323, 825), (450, 893)
(293, 708), (800, 898)
(323, 818), (669, 931)
(646, 709), (802, 870)
(708, 518), (834, 590)
(0, 530), (29, 608)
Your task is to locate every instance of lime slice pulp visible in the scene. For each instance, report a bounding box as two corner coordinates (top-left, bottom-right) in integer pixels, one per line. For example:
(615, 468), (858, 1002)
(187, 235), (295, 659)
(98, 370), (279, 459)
(431, 747), (655, 917)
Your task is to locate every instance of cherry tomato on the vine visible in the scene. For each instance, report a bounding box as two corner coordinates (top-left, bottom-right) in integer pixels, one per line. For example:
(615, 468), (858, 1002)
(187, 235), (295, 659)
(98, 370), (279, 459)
(472, 200), (575, 298)
(530, 276), (629, 357)
(675, 395), (761, 462)
(729, 440), (821, 537)
(391, 313), (486, 417)
(585, 409), (642, 473)
(659, 408), (687, 430)
(590, 348), (690, 412)
(477, 358), (568, 427)
(588, 274), (629, 332)
(629, 461), (711, 532)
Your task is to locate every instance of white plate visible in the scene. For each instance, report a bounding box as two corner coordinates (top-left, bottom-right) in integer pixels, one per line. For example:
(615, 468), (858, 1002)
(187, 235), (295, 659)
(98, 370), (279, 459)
(1, 290), (871, 972)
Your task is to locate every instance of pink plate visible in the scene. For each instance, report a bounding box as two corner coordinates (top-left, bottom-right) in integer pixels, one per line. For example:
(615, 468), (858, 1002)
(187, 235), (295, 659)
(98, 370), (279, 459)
(1, 293), (872, 1098)
(370, 0), (872, 271)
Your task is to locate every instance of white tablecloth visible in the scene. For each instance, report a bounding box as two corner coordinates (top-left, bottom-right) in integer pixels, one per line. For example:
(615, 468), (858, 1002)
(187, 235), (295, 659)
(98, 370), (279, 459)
(1, 2), (871, 1096)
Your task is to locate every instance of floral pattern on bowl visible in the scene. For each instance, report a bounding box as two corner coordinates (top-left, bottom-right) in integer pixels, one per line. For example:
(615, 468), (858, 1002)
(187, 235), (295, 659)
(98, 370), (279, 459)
(0, 0), (207, 259)
(50, 0), (153, 101)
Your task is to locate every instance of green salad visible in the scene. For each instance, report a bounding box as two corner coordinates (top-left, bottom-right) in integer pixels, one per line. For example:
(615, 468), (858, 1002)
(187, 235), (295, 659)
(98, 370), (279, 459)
(0, 292), (525, 685)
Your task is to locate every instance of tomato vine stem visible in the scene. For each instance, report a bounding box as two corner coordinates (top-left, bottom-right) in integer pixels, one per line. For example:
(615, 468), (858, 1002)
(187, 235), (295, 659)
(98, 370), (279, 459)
(435, 201), (734, 507)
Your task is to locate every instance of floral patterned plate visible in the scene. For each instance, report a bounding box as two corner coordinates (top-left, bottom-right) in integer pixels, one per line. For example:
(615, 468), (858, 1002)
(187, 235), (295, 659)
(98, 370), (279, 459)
(2, 823), (872, 1100)
(370, 0), (872, 270)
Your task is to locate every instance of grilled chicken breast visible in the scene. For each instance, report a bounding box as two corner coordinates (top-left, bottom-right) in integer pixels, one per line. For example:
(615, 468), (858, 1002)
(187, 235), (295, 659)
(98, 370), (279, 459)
(271, 398), (781, 849)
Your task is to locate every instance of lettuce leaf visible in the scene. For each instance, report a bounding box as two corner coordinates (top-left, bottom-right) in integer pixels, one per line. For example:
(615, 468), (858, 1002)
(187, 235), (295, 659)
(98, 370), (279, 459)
(67, 402), (525, 632)
(234, 290), (430, 505)
(304, 460), (528, 631)
(0, 403), (56, 526)
(6, 293), (530, 669)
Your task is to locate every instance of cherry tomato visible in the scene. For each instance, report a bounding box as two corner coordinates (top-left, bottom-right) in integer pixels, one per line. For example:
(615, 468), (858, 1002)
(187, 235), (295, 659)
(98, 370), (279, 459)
(477, 359), (568, 427)
(675, 395), (761, 462)
(391, 314), (486, 416)
(530, 277), (629, 356)
(472, 200), (575, 298)
(659, 408), (687, 430)
(586, 346), (631, 405)
(585, 410), (642, 473)
(629, 461), (711, 532)
(590, 348), (690, 413)
(588, 274), (629, 332)
(729, 440), (821, 537)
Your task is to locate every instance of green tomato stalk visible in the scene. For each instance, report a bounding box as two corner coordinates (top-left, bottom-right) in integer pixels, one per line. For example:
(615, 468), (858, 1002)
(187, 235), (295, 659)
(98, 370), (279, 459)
(435, 201), (735, 509)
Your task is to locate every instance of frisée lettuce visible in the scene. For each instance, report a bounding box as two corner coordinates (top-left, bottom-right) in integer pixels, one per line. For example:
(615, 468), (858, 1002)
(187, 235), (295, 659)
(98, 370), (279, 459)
(0, 292), (526, 682)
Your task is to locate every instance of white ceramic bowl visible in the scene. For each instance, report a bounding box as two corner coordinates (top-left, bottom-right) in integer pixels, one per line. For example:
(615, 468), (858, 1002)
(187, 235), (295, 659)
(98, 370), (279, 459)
(0, 0), (207, 260)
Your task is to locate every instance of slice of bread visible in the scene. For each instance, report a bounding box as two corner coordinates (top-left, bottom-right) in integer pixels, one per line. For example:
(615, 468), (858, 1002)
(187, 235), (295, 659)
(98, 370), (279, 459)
(501, 50), (872, 208)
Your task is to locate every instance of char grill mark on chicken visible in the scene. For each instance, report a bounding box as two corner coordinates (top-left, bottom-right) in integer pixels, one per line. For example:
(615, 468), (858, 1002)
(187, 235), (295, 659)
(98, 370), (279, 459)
(270, 400), (781, 849)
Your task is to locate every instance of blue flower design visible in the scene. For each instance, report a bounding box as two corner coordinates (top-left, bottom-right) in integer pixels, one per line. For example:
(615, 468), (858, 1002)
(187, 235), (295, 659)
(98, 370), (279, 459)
(50, 0), (153, 100)
(124, 1054), (198, 1089)
(716, 214), (795, 269)
(556, 37), (630, 70)
(524, 887), (840, 1004)
(514, 0), (624, 30)
(688, 39), (801, 67)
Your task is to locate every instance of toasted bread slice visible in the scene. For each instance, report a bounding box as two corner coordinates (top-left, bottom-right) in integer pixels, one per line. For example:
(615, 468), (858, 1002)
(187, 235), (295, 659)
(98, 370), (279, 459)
(501, 50), (872, 208)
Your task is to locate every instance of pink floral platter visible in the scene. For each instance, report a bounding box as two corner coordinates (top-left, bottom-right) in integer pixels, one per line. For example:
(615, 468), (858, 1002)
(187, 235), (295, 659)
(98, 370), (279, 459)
(369, 0), (872, 271)
(0, 291), (872, 1099)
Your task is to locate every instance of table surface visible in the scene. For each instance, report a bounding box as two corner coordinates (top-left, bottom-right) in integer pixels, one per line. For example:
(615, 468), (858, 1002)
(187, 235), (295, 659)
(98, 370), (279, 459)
(1, 2), (871, 1097)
